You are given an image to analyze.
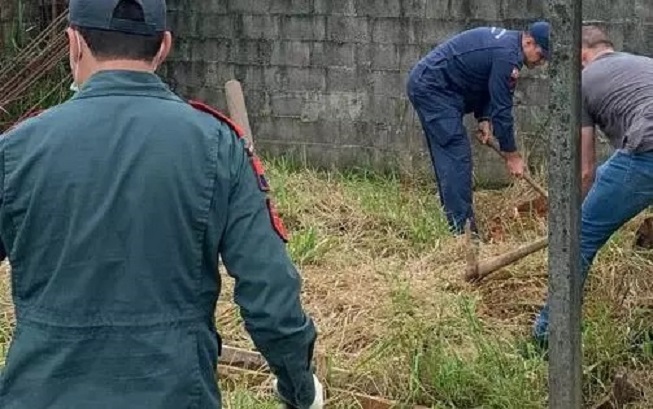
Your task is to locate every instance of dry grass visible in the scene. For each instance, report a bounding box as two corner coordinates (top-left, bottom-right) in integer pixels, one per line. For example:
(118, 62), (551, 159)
(0, 157), (652, 408)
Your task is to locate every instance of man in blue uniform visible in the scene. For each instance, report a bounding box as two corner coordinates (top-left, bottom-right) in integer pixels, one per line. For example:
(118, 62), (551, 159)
(0, 1), (323, 408)
(407, 22), (550, 236)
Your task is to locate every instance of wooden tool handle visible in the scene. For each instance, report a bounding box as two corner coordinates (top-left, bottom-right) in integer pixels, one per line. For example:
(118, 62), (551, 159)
(476, 132), (549, 199)
(225, 80), (254, 145)
(475, 236), (549, 281)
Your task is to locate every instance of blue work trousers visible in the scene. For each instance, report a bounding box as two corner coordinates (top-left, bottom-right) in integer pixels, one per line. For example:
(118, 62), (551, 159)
(406, 71), (477, 235)
(533, 150), (653, 341)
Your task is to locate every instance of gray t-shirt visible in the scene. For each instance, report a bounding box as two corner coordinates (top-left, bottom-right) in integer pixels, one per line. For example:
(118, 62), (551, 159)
(582, 51), (653, 153)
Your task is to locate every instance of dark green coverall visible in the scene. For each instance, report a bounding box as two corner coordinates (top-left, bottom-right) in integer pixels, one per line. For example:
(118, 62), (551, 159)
(0, 70), (317, 408)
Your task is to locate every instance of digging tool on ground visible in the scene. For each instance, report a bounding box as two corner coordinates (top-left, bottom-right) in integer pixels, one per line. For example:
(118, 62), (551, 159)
(465, 222), (548, 283)
(475, 132), (548, 200)
(218, 345), (430, 409)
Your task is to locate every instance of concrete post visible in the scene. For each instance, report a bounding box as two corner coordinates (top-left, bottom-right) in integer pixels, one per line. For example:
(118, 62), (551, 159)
(546, 1), (584, 408)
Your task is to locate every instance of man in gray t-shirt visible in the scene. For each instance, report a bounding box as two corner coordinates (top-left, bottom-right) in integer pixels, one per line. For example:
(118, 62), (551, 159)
(533, 26), (653, 345)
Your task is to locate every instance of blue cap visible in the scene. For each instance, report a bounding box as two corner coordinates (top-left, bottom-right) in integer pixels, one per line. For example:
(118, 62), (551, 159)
(528, 21), (550, 59)
(68, 0), (167, 36)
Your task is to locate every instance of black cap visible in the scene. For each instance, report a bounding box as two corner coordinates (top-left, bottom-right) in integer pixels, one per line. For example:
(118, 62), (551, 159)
(68, 0), (167, 36)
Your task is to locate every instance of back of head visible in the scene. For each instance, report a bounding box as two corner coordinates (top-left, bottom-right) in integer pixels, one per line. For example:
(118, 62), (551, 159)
(581, 25), (614, 51)
(581, 25), (614, 67)
(68, 0), (168, 63)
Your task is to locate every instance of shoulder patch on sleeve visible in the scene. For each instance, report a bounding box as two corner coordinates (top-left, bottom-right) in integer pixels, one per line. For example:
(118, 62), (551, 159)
(266, 198), (289, 243)
(188, 98), (289, 243)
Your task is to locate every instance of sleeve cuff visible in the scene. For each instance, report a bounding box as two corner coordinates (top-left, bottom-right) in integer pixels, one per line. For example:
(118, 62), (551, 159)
(498, 138), (517, 153)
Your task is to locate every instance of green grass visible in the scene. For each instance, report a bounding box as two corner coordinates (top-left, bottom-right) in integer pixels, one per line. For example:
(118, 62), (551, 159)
(255, 157), (652, 408)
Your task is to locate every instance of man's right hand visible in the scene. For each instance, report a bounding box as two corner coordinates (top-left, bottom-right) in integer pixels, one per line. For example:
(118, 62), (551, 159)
(504, 152), (525, 178)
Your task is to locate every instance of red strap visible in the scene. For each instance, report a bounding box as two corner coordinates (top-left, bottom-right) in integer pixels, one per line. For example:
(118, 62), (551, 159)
(6, 108), (45, 133)
(188, 100), (247, 139)
(188, 99), (288, 243)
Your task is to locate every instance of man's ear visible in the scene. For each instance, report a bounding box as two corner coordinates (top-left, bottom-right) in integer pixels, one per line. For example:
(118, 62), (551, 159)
(154, 32), (173, 68)
(66, 27), (79, 60)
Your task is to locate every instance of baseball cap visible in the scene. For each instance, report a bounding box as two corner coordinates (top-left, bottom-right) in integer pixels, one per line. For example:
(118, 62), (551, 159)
(68, 0), (167, 36)
(528, 21), (550, 59)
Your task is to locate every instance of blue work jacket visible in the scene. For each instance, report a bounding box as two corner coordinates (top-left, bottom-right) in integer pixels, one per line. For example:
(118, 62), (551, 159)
(411, 27), (524, 152)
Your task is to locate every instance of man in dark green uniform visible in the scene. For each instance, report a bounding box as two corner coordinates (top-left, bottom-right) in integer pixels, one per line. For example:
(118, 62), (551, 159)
(0, 1), (323, 408)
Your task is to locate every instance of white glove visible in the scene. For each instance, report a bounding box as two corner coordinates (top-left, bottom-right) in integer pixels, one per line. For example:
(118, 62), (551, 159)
(273, 373), (324, 409)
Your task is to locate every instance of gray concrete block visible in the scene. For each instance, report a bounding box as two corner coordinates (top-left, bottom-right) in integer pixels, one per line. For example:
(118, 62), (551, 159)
(513, 77), (549, 106)
(420, 20), (466, 47)
(189, 61), (209, 87)
(255, 140), (308, 164)
(370, 70), (405, 97)
(326, 67), (366, 92)
(424, 0), (454, 19)
(269, 92), (310, 118)
(202, 0), (230, 13)
(294, 118), (353, 145)
(513, 105), (550, 134)
(372, 18), (418, 44)
(314, 0), (356, 16)
(280, 15), (327, 41)
(300, 91), (367, 122)
(467, 0), (502, 20)
(198, 14), (234, 39)
(168, 11), (197, 35)
(635, 0), (653, 19)
(233, 65), (266, 90)
(363, 95), (411, 124)
(230, 40), (273, 65)
(353, 121), (408, 150)
(302, 144), (380, 170)
(271, 41), (312, 67)
(310, 42), (357, 67)
(355, 43), (373, 68)
(253, 116), (302, 146)
(270, 0), (314, 15)
(171, 38), (192, 61)
(400, 0), (428, 17)
(274, 67), (327, 92)
(238, 14), (280, 40)
(204, 62), (236, 88)
(369, 44), (399, 70)
(195, 39), (232, 63)
(326, 16), (371, 43)
(501, 0), (545, 19)
(355, 0), (402, 17)
(398, 44), (423, 70)
(227, 0), (270, 14)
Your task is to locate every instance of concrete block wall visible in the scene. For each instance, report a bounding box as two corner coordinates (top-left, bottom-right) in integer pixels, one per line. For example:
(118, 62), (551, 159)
(162, 0), (653, 185)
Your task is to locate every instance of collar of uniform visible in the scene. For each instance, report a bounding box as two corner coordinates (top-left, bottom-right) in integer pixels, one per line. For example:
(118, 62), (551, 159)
(71, 70), (180, 101)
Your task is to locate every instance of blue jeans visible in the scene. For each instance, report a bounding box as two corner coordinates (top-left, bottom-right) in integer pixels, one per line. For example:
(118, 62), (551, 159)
(533, 149), (653, 341)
